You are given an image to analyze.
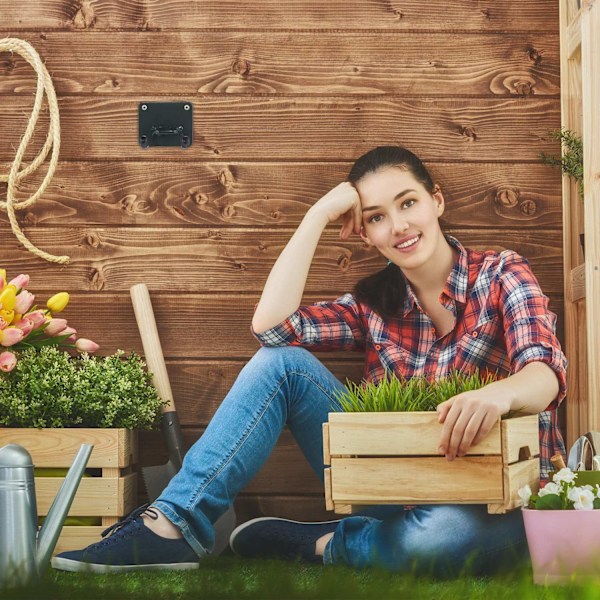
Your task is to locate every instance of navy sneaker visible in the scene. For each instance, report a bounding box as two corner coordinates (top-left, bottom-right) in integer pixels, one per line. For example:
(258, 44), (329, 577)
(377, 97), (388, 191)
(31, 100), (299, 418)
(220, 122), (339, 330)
(229, 517), (341, 564)
(51, 504), (200, 573)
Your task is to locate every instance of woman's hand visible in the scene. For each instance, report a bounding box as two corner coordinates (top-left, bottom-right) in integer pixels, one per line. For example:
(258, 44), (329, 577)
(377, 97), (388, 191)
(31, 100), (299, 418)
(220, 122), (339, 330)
(310, 182), (362, 240)
(436, 385), (512, 460)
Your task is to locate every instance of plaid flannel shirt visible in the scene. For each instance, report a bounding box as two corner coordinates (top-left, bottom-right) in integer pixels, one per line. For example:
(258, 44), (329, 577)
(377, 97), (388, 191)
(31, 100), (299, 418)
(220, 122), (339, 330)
(251, 234), (568, 482)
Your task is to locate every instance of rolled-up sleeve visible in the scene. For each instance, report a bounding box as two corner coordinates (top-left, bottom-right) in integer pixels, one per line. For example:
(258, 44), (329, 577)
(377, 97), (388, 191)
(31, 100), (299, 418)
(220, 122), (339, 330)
(250, 293), (366, 352)
(498, 251), (568, 410)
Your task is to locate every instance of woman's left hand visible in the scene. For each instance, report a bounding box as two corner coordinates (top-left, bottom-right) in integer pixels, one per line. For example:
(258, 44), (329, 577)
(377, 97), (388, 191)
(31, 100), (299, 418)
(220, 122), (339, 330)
(436, 386), (512, 460)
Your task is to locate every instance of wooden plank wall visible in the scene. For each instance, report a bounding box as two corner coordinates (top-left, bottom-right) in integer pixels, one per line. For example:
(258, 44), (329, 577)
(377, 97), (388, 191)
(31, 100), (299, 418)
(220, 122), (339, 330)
(0, 1), (562, 524)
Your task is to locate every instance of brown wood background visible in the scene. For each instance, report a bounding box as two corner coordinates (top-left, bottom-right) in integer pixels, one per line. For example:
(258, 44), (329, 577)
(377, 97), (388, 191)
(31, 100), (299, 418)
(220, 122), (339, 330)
(0, 1), (562, 524)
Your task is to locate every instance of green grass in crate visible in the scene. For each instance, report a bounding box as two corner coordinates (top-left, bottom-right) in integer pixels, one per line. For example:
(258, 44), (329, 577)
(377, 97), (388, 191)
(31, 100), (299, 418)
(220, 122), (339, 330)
(334, 368), (501, 413)
(5, 557), (600, 600)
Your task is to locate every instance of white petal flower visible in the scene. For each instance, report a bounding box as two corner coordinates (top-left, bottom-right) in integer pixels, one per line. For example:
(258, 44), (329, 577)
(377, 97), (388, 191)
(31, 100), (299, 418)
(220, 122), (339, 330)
(568, 487), (595, 510)
(518, 484), (532, 505)
(553, 468), (578, 485)
(539, 482), (561, 497)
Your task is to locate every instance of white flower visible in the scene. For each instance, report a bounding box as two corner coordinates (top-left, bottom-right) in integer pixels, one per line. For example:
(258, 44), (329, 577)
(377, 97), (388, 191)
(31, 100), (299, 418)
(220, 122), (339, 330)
(539, 482), (561, 497)
(553, 468), (578, 485)
(567, 486), (595, 510)
(518, 484), (532, 505)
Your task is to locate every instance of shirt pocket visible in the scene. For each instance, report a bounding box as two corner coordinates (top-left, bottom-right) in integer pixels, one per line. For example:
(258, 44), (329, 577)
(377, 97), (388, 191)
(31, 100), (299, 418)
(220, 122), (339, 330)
(456, 318), (502, 365)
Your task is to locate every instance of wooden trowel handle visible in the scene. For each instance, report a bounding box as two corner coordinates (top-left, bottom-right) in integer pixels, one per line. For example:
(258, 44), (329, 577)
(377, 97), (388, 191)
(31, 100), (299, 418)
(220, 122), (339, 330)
(130, 283), (175, 413)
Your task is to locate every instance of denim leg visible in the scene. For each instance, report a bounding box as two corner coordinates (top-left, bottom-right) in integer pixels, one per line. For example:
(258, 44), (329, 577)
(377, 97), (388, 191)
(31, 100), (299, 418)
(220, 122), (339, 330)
(324, 503), (529, 576)
(152, 346), (347, 557)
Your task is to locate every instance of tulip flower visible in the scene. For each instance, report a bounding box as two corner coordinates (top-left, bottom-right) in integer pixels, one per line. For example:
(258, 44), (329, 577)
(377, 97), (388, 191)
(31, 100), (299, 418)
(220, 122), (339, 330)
(0, 351), (16, 372)
(9, 274), (29, 291)
(45, 318), (68, 337)
(13, 318), (34, 337)
(75, 338), (99, 353)
(46, 292), (69, 313)
(25, 309), (47, 330)
(14, 290), (34, 314)
(0, 327), (24, 347)
(0, 309), (14, 326)
(0, 268), (5, 288)
(0, 317), (6, 330)
(61, 326), (77, 343)
(0, 285), (17, 311)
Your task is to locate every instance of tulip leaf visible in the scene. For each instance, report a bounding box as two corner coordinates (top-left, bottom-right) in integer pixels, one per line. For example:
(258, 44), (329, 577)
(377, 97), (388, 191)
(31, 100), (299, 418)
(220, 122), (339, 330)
(594, 498), (600, 509)
(535, 494), (564, 510)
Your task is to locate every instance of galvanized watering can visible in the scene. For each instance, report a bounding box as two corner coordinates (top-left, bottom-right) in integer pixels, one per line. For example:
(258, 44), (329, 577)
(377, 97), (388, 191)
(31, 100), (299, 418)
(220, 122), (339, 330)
(0, 443), (93, 588)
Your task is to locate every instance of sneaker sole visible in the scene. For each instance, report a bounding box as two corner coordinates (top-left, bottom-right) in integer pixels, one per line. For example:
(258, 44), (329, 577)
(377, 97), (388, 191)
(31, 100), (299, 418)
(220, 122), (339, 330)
(51, 556), (200, 573)
(228, 516), (342, 556)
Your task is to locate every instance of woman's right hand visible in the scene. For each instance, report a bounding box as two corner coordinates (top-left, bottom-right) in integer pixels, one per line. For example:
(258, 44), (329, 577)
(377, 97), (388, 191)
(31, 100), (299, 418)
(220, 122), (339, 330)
(310, 182), (363, 240)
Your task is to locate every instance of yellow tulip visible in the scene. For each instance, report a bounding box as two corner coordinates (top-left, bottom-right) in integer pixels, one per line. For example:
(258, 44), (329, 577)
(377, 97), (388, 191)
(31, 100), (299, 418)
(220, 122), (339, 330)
(0, 269), (5, 288)
(0, 285), (17, 311)
(0, 309), (15, 325)
(47, 292), (69, 313)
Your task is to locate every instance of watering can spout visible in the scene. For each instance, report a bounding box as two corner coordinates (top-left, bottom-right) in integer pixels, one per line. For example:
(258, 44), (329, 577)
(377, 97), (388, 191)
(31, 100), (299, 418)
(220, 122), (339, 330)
(36, 443), (93, 575)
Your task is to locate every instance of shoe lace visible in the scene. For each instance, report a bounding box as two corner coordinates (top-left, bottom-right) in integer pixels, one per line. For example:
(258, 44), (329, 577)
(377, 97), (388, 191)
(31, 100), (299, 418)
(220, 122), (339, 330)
(100, 503), (160, 540)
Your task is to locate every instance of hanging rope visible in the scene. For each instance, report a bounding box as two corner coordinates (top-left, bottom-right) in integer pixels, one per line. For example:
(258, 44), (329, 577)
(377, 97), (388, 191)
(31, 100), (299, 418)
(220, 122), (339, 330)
(0, 37), (69, 264)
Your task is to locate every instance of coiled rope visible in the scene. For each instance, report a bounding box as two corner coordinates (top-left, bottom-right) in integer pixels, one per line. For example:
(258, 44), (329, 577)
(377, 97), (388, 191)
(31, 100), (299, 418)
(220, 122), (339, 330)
(0, 37), (69, 264)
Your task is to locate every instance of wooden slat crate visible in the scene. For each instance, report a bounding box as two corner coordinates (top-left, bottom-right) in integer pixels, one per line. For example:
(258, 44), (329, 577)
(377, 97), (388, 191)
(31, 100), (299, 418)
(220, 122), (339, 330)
(323, 412), (540, 515)
(0, 428), (138, 555)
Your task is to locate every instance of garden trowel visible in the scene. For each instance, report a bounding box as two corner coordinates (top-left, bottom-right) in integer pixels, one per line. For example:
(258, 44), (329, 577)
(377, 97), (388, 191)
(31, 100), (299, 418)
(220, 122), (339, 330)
(130, 283), (236, 555)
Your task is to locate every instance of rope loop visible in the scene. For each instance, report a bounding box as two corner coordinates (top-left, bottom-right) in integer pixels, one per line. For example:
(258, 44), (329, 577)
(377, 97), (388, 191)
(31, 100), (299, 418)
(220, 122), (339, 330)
(0, 37), (69, 264)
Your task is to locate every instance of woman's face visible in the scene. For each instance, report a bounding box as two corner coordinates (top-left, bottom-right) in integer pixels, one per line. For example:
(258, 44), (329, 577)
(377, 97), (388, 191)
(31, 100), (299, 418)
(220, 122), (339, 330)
(355, 166), (446, 270)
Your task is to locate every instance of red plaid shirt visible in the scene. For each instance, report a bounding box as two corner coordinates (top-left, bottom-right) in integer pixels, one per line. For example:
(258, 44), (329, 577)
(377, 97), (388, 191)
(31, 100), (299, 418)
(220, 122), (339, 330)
(252, 234), (567, 481)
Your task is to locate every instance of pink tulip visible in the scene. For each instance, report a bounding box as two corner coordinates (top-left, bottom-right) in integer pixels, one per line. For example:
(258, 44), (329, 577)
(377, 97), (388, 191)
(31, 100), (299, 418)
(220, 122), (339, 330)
(0, 351), (16, 372)
(0, 317), (7, 331)
(62, 326), (77, 343)
(75, 338), (99, 353)
(13, 318), (34, 337)
(14, 290), (34, 314)
(25, 309), (47, 330)
(0, 327), (24, 347)
(9, 274), (30, 290)
(45, 318), (68, 336)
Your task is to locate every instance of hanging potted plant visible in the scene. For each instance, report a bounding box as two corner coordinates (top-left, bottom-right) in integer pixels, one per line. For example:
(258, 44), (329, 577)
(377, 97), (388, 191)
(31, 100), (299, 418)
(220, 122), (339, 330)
(519, 468), (600, 585)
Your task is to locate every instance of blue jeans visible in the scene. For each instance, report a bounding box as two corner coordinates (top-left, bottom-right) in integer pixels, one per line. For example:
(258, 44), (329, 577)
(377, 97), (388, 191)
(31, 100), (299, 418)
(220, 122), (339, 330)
(153, 346), (528, 576)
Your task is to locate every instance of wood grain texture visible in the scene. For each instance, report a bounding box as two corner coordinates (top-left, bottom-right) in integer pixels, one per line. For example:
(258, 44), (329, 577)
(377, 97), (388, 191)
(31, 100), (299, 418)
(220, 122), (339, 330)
(0, 96), (560, 162)
(0, 162), (562, 228)
(0, 1), (559, 32)
(0, 33), (559, 97)
(0, 228), (565, 293)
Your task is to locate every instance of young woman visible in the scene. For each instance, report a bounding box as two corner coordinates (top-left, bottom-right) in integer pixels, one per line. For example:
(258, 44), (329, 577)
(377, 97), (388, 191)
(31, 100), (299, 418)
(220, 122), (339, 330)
(52, 146), (567, 576)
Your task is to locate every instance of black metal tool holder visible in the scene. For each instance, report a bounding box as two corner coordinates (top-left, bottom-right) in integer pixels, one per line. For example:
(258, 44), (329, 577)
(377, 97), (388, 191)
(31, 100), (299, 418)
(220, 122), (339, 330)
(138, 102), (193, 148)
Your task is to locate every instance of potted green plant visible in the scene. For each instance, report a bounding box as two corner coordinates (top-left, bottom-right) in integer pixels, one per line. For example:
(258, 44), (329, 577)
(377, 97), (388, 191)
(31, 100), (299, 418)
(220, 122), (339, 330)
(323, 369), (539, 515)
(519, 468), (600, 585)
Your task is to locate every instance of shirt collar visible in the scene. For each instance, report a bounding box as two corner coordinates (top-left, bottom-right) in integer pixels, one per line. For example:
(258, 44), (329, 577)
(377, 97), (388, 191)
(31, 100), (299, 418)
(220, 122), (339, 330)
(401, 233), (468, 317)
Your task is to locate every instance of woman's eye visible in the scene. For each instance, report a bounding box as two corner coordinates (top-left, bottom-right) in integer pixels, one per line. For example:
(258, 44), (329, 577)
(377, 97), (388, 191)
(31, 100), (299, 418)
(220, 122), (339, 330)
(403, 199), (416, 208)
(368, 214), (382, 224)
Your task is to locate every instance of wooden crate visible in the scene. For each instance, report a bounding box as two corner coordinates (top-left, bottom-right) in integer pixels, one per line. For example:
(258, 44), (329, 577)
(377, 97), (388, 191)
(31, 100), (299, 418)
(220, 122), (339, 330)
(323, 412), (540, 515)
(0, 428), (138, 555)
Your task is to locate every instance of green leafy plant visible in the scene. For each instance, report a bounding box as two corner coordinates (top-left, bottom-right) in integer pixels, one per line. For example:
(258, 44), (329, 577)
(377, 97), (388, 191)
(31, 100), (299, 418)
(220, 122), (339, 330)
(0, 347), (166, 429)
(334, 368), (502, 413)
(540, 128), (584, 199)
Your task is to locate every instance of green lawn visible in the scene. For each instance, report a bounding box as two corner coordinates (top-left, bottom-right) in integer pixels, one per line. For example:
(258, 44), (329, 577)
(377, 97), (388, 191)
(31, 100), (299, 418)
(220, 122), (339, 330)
(4, 557), (600, 600)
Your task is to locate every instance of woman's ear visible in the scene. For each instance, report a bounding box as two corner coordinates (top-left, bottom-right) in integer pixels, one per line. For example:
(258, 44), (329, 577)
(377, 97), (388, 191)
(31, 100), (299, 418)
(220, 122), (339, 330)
(433, 184), (445, 217)
(359, 225), (373, 246)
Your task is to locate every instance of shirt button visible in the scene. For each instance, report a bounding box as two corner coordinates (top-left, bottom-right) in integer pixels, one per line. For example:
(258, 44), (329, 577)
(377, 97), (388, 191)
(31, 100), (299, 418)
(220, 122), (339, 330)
(375, 344), (381, 350)
(471, 331), (479, 338)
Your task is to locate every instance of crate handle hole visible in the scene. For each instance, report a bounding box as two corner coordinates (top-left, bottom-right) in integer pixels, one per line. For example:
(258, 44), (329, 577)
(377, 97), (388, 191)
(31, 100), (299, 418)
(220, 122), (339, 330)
(518, 446), (533, 461)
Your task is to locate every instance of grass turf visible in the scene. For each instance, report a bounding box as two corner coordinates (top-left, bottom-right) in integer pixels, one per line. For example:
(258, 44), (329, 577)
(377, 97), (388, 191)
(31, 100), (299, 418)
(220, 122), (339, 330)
(4, 557), (600, 600)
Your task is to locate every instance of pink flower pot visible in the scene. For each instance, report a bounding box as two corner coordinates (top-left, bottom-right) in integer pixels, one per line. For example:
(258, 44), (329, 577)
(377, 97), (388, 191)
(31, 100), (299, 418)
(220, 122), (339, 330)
(523, 508), (600, 584)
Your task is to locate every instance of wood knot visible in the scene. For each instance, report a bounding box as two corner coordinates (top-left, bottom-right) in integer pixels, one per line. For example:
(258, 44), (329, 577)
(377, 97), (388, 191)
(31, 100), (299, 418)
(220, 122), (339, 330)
(139, 20), (161, 31)
(221, 205), (236, 219)
(89, 267), (105, 291)
(495, 188), (519, 208)
(337, 255), (351, 272)
(233, 262), (247, 271)
(270, 210), (281, 220)
(120, 194), (153, 215)
(191, 192), (209, 205)
(208, 229), (222, 240)
(40, 33), (48, 40)
(527, 47), (543, 66)
(1, 56), (16, 74)
(85, 230), (101, 248)
(232, 58), (251, 77)
(258, 243), (267, 252)
(460, 126), (477, 141)
(71, 0), (97, 29)
(217, 167), (236, 190)
(480, 8), (491, 18)
(513, 80), (533, 96)
(23, 212), (37, 226)
(519, 199), (537, 216)
(393, 9), (404, 19)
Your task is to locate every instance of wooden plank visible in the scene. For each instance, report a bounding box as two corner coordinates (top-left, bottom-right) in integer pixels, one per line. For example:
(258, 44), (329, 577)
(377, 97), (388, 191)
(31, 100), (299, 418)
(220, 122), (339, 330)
(54, 526), (106, 556)
(329, 456), (504, 504)
(0, 429), (136, 468)
(569, 263), (586, 302)
(322, 423), (331, 466)
(0, 1), (559, 32)
(582, 0), (600, 435)
(0, 33), (560, 97)
(0, 228), (566, 293)
(501, 414), (540, 464)
(0, 97), (560, 162)
(35, 473), (137, 516)
(488, 459), (540, 514)
(328, 412), (502, 457)
(324, 468), (333, 511)
(0, 161), (563, 229)
(567, 9), (582, 58)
